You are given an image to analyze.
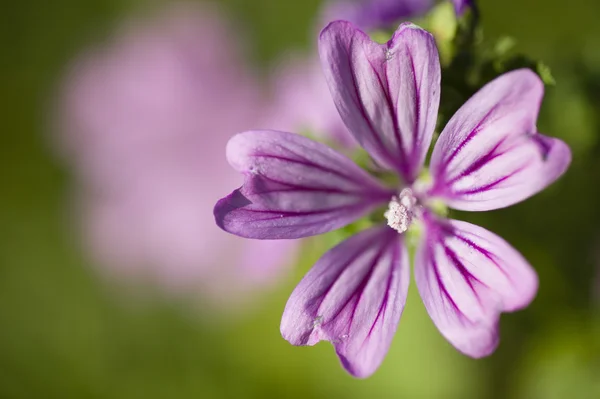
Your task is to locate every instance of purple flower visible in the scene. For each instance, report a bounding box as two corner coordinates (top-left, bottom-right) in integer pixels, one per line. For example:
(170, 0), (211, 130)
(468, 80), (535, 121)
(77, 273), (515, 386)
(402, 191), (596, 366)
(322, 0), (471, 31)
(214, 21), (571, 376)
(322, 0), (434, 30)
(57, 3), (297, 305)
(269, 0), (473, 151)
(452, 0), (472, 15)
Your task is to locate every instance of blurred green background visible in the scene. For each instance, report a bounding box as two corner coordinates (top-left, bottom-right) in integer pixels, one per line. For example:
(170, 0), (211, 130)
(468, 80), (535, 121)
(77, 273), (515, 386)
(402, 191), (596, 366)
(2, 0), (600, 398)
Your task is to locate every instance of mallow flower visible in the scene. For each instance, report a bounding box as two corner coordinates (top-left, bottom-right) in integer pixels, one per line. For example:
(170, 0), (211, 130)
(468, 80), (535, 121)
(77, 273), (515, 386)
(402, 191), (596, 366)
(322, 0), (471, 31)
(451, 0), (472, 15)
(322, 0), (434, 31)
(214, 21), (570, 377)
(270, 0), (473, 151)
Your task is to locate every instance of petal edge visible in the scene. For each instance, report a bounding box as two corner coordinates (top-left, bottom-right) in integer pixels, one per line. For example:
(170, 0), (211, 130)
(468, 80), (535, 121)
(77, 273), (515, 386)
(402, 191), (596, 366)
(214, 130), (392, 239)
(430, 69), (571, 211)
(281, 226), (409, 378)
(415, 216), (538, 357)
(319, 21), (441, 182)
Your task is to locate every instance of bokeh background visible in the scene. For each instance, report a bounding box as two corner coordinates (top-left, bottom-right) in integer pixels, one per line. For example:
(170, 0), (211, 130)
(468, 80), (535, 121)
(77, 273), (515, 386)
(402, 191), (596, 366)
(2, 0), (600, 398)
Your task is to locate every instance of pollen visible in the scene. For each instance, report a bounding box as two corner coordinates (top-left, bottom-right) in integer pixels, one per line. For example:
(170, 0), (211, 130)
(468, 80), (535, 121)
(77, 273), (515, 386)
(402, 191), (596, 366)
(384, 188), (417, 233)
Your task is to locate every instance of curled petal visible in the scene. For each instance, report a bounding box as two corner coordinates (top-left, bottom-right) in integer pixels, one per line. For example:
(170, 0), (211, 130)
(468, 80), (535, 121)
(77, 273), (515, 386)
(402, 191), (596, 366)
(214, 130), (392, 239)
(415, 216), (538, 357)
(430, 69), (571, 211)
(281, 226), (409, 378)
(319, 21), (441, 183)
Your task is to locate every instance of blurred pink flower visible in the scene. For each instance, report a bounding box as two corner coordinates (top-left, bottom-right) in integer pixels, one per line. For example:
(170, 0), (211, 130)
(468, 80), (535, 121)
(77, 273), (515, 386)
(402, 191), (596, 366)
(265, 55), (356, 150)
(321, 0), (433, 31)
(267, 0), (475, 151)
(57, 2), (297, 305)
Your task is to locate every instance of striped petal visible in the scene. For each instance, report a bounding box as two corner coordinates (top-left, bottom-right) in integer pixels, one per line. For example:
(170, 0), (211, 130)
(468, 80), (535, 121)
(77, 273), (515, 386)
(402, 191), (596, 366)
(319, 21), (441, 183)
(281, 226), (409, 378)
(415, 215), (538, 357)
(214, 130), (392, 239)
(429, 69), (571, 211)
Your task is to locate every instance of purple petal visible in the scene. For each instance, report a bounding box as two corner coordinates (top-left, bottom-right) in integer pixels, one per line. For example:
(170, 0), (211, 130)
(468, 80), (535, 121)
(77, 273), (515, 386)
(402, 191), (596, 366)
(415, 215), (538, 357)
(429, 69), (571, 211)
(321, 0), (434, 31)
(214, 130), (392, 239)
(452, 0), (471, 15)
(319, 21), (441, 183)
(281, 225), (409, 378)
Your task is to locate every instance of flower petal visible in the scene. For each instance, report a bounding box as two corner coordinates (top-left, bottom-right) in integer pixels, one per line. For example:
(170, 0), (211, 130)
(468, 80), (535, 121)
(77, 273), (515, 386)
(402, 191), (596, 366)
(429, 69), (571, 211)
(281, 225), (409, 378)
(319, 21), (441, 183)
(321, 0), (434, 31)
(415, 216), (538, 357)
(214, 130), (392, 239)
(452, 0), (471, 15)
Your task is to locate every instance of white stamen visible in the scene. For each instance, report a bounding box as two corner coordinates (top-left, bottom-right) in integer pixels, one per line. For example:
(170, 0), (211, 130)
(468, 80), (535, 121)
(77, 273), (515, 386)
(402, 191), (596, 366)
(312, 315), (324, 328)
(384, 188), (416, 233)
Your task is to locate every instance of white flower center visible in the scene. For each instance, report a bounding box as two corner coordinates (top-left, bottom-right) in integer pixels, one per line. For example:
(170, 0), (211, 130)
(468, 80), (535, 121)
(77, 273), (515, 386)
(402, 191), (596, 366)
(384, 188), (417, 233)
